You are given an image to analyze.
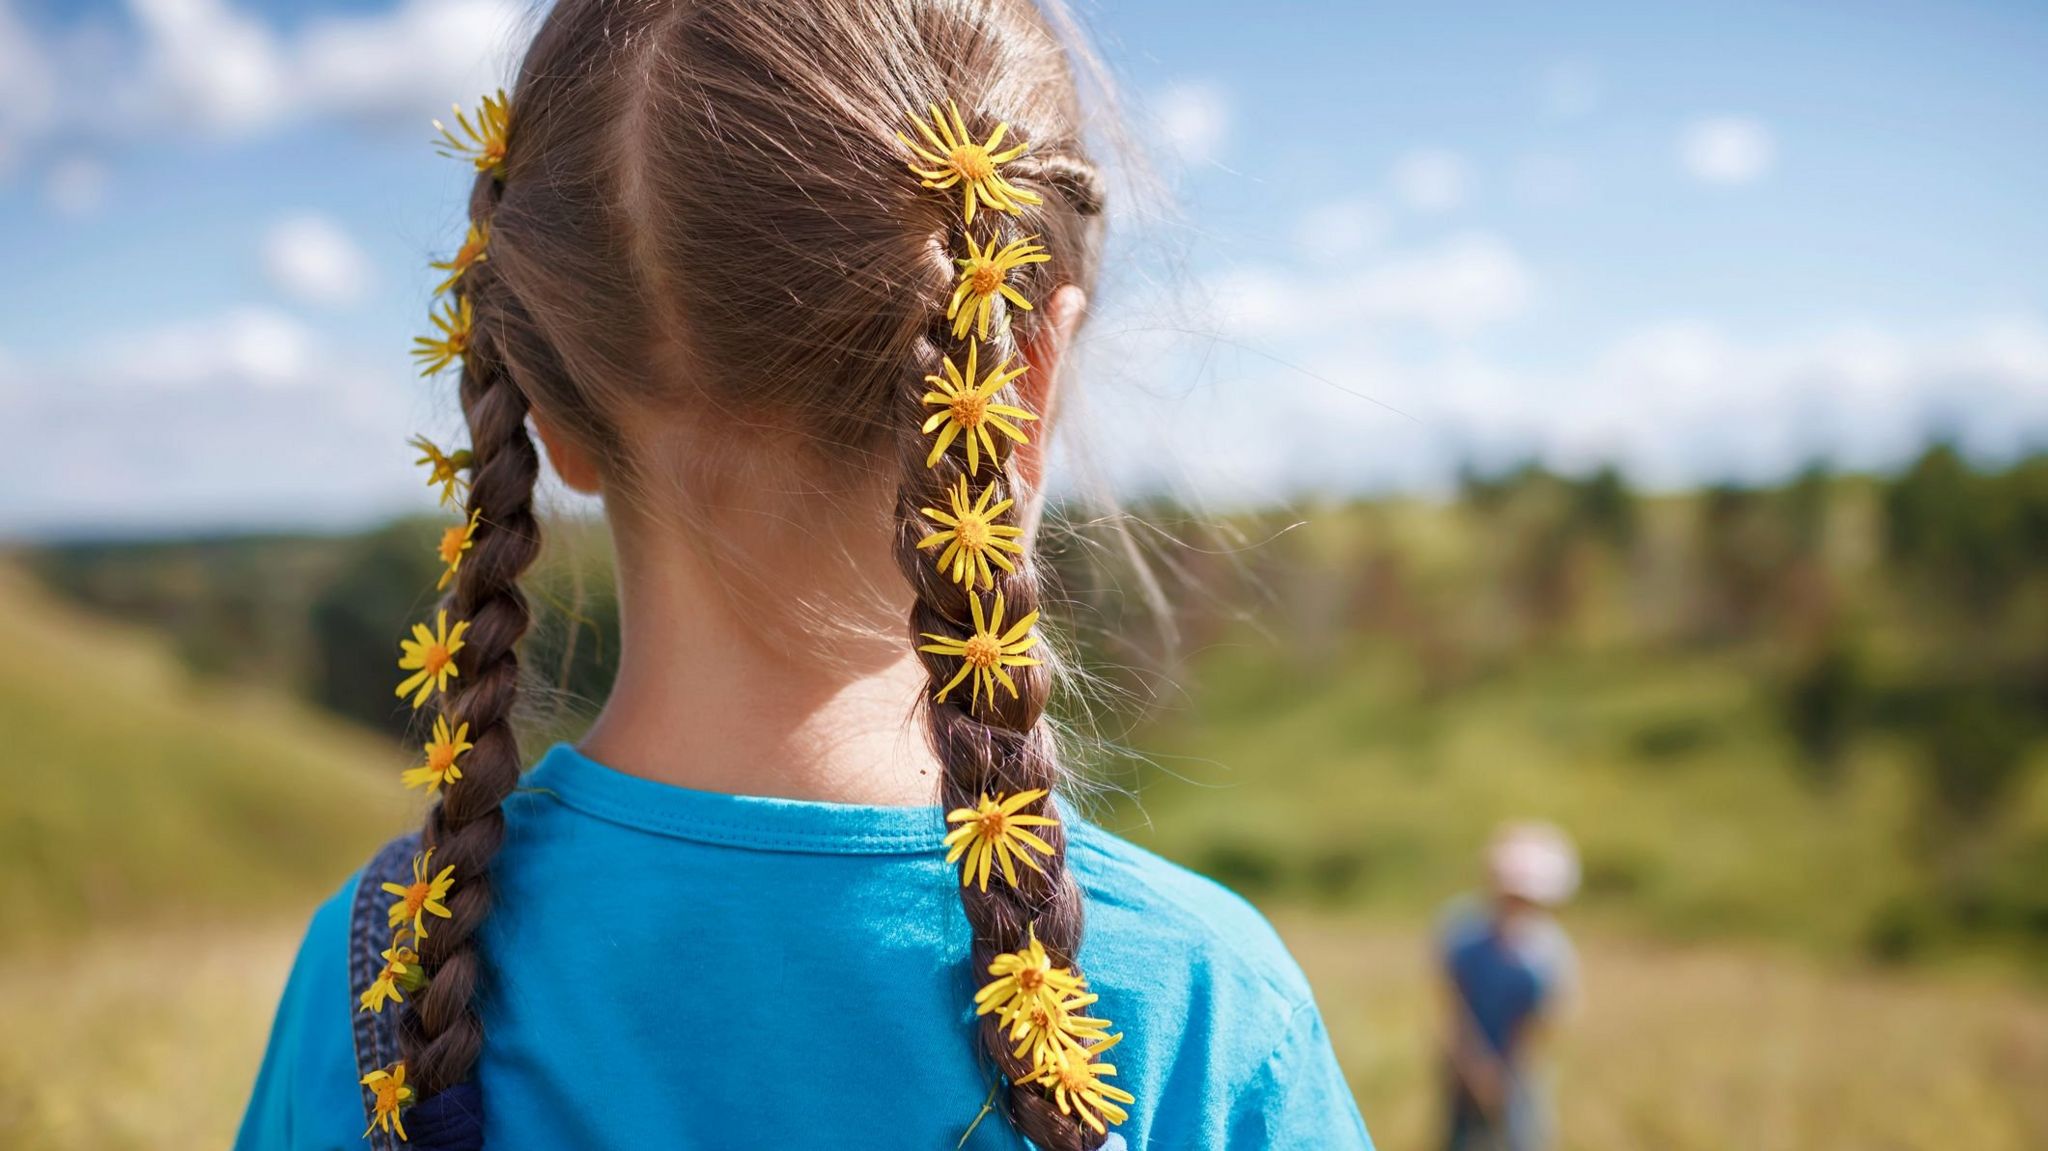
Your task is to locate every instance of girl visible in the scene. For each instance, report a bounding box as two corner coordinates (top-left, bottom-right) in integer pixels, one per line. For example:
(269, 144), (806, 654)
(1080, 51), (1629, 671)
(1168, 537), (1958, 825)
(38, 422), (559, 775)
(237, 1), (1372, 1148)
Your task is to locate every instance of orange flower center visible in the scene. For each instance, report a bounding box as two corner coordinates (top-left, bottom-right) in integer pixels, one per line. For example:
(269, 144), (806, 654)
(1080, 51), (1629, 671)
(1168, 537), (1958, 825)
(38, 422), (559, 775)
(421, 645), (454, 678)
(955, 513), (990, 552)
(427, 743), (458, 772)
(438, 527), (467, 565)
(950, 145), (995, 182)
(1056, 1062), (1094, 1091)
(949, 391), (989, 429)
(399, 882), (429, 915)
(975, 806), (1009, 839)
(962, 633), (1002, 670)
(969, 261), (1003, 296)
(457, 238), (486, 267)
(1016, 964), (1046, 993)
(373, 1081), (403, 1110)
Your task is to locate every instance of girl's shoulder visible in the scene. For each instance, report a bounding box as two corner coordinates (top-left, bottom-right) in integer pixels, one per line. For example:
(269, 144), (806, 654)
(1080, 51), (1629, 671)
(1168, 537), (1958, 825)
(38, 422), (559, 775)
(1073, 819), (1310, 991)
(1065, 818), (1319, 1033)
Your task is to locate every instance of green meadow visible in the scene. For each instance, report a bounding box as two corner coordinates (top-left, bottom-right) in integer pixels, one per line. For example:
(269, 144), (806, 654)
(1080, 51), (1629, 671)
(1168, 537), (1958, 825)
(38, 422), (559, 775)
(3, 448), (2044, 1148)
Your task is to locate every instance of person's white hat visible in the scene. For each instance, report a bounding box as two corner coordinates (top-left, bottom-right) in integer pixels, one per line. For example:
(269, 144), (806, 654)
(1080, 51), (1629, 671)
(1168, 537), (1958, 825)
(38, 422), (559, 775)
(1487, 821), (1580, 907)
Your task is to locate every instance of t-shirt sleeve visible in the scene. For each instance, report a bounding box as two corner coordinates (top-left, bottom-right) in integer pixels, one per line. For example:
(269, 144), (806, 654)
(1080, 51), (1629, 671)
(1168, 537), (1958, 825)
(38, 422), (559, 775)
(1225, 1002), (1375, 1150)
(234, 880), (362, 1151)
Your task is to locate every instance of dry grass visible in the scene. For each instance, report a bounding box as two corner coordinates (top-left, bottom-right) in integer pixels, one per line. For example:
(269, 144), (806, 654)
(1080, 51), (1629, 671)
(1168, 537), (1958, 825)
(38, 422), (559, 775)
(1280, 913), (2048, 1151)
(0, 923), (299, 1150)
(4, 914), (2043, 1150)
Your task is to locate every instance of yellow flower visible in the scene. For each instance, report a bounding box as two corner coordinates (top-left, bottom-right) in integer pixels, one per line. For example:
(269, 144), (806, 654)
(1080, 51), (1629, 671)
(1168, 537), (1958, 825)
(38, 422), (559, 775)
(434, 89), (511, 178)
(395, 609), (469, 709)
(357, 939), (423, 1015)
(436, 509), (481, 591)
(1004, 989), (1114, 1072)
(917, 590), (1041, 710)
(430, 220), (491, 293)
(402, 715), (472, 795)
(360, 1062), (414, 1141)
(972, 929), (1085, 1023)
(382, 848), (456, 939)
(918, 476), (1024, 589)
(901, 103), (1043, 224)
(921, 341), (1036, 476)
(948, 233), (1049, 340)
(409, 435), (473, 508)
(412, 296), (473, 377)
(944, 788), (1058, 892)
(1024, 1036), (1134, 1135)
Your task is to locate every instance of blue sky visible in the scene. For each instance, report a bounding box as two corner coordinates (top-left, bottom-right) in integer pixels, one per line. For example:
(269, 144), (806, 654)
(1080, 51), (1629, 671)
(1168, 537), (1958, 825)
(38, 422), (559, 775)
(1, 0), (2044, 534)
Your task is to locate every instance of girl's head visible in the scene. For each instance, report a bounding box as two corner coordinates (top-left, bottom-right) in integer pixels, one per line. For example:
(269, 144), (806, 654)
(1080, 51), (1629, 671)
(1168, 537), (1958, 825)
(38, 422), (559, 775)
(407, 0), (1113, 1146)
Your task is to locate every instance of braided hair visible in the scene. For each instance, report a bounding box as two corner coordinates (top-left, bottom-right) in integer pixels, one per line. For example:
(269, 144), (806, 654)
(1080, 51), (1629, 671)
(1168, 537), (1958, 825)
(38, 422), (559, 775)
(373, 1), (1118, 1145)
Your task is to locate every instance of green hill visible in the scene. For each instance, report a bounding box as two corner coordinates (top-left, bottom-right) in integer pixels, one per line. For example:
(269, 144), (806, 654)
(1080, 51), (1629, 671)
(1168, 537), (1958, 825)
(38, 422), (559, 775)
(0, 564), (413, 946)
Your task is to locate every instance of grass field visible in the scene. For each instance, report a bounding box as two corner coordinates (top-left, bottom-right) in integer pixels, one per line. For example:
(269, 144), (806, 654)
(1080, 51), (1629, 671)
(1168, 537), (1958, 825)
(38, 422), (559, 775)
(1100, 635), (2048, 968)
(2, 558), (2045, 1149)
(5, 915), (2042, 1150)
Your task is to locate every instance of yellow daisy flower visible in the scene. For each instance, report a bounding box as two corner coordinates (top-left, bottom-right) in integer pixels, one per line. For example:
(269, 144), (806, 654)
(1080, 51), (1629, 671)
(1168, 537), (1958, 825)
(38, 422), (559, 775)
(1004, 989), (1114, 1072)
(357, 938), (424, 1015)
(917, 590), (1041, 710)
(430, 220), (491, 293)
(436, 509), (481, 591)
(972, 929), (1086, 1023)
(395, 609), (469, 709)
(412, 296), (473, 377)
(1025, 1036), (1135, 1136)
(360, 1062), (414, 1141)
(944, 788), (1059, 892)
(918, 475), (1024, 590)
(921, 342), (1037, 476)
(949, 233), (1049, 340)
(900, 102), (1043, 223)
(409, 435), (473, 508)
(434, 89), (511, 178)
(402, 715), (472, 795)
(382, 848), (456, 939)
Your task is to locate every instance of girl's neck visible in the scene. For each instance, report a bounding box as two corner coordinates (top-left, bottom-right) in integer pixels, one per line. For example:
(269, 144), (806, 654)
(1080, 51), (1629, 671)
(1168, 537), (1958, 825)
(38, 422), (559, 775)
(576, 513), (942, 808)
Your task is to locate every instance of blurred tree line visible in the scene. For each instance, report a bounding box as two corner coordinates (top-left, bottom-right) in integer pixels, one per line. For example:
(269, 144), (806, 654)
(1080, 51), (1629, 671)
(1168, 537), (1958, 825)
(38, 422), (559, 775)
(19, 443), (2048, 964)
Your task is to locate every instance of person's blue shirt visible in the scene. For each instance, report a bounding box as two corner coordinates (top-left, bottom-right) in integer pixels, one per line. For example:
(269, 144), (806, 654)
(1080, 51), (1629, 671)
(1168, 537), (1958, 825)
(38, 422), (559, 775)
(1438, 897), (1576, 1059)
(236, 743), (1373, 1149)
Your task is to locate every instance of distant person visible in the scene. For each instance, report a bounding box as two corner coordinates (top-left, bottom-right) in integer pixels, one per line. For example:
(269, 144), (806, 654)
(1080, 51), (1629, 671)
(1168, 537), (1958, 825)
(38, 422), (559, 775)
(1437, 822), (1581, 1151)
(232, 1), (1372, 1149)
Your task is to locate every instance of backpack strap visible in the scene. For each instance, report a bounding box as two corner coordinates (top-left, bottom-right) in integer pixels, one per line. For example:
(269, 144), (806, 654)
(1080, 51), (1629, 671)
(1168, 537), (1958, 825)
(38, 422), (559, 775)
(349, 831), (421, 1150)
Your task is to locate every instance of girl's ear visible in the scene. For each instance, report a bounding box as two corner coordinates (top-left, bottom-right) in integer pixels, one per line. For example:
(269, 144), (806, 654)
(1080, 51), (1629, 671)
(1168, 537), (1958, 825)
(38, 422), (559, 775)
(531, 411), (603, 494)
(1015, 283), (1086, 491)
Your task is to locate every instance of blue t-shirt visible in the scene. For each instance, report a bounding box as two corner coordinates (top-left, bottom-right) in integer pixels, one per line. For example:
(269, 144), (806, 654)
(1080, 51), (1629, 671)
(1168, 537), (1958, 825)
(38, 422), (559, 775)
(236, 743), (1372, 1150)
(1438, 897), (1576, 1060)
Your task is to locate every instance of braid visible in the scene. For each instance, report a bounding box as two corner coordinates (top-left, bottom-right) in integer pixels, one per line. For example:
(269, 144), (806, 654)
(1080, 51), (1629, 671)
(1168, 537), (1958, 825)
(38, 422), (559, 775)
(896, 206), (1100, 1148)
(399, 171), (544, 1097)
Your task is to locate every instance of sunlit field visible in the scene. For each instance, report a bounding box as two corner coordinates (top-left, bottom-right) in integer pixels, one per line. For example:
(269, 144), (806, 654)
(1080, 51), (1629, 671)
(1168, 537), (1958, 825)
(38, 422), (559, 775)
(6, 915), (2043, 1150)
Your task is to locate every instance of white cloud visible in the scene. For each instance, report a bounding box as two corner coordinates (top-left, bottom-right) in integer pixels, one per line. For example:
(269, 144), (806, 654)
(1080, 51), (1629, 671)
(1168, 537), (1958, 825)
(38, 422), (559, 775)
(0, 306), (424, 534)
(1076, 304), (2048, 505)
(1678, 116), (1776, 185)
(1211, 233), (1535, 340)
(0, 0), (57, 175)
(129, 0), (290, 136)
(1390, 149), (1469, 213)
(42, 154), (107, 217)
(104, 307), (318, 392)
(1293, 199), (1389, 263)
(1155, 81), (1230, 165)
(0, 0), (525, 179)
(263, 214), (374, 309)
